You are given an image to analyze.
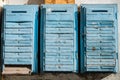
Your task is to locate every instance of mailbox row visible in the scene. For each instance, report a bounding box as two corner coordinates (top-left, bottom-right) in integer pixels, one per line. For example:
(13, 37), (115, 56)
(1, 4), (118, 73)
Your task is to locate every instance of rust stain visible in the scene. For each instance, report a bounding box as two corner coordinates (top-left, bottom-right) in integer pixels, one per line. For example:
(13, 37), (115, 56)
(92, 47), (96, 51)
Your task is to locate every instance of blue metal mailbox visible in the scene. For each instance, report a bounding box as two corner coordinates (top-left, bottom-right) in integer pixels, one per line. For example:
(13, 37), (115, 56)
(40, 4), (78, 72)
(2, 5), (38, 73)
(80, 4), (118, 73)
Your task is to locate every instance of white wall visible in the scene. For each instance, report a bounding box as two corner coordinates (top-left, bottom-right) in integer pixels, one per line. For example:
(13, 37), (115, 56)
(76, 0), (120, 5)
(7, 0), (28, 5)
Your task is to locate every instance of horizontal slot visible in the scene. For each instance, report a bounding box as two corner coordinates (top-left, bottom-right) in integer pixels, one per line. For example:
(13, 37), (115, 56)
(92, 10), (108, 12)
(6, 21), (32, 23)
(51, 10), (67, 12)
(11, 11), (27, 13)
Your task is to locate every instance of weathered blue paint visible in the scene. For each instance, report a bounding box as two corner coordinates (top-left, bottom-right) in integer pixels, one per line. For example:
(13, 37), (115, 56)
(80, 4), (118, 73)
(2, 5), (39, 73)
(40, 4), (78, 72)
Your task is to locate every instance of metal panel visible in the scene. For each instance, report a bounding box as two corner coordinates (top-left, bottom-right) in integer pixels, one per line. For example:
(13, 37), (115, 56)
(40, 4), (78, 72)
(2, 5), (38, 73)
(80, 4), (118, 73)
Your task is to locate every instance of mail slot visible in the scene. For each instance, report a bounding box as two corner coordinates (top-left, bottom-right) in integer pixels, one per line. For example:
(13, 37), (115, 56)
(46, 14), (73, 21)
(4, 58), (31, 64)
(5, 28), (33, 34)
(45, 5), (74, 21)
(4, 5), (37, 21)
(40, 4), (78, 72)
(6, 22), (33, 28)
(44, 65), (74, 71)
(86, 7), (114, 20)
(2, 5), (38, 73)
(80, 4), (118, 73)
(46, 21), (73, 28)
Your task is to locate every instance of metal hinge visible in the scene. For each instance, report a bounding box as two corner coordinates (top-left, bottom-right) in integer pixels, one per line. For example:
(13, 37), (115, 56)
(76, 52), (78, 59)
(1, 33), (4, 45)
(82, 33), (86, 37)
(2, 40), (4, 45)
(116, 52), (118, 59)
(1, 33), (3, 38)
(115, 13), (117, 19)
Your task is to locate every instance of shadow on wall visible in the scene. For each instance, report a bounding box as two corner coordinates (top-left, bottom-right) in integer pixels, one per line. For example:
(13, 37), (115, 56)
(2, 73), (116, 80)
(79, 73), (111, 80)
(27, 0), (44, 5)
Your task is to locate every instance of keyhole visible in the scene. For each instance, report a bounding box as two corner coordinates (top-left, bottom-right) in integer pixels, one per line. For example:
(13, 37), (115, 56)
(58, 66), (61, 69)
(58, 59), (60, 62)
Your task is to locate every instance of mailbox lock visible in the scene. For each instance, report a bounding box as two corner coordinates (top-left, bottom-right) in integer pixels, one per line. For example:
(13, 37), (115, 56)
(58, 53), (60, 56)
(58, 47), (60, 50)
(58, 66), (61, 69)
(63, 41), (66, 43)
(58, 59), (60, 62)
(58, 40), (60, 43)
(58, 34), (60, 37)
(17, 59), (19, 62)
(18, 23), (21, 25)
